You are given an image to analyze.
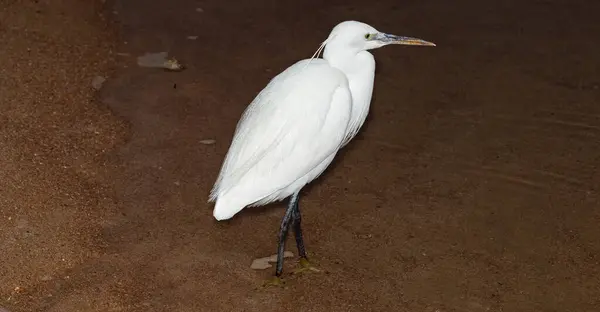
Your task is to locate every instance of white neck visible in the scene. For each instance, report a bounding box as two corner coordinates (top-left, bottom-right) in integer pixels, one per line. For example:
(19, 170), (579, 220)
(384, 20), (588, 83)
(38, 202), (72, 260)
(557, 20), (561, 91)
(323, 45), (376, 145)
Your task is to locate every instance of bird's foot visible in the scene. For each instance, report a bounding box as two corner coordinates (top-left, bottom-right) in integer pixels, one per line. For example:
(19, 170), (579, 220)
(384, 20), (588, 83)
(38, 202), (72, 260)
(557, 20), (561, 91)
(292, 257), (321, 275)
(262, 276), (285, 288)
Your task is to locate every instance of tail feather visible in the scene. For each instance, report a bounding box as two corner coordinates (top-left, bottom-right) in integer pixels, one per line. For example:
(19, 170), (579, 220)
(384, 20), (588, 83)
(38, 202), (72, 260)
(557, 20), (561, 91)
(212, 194), (247, 221)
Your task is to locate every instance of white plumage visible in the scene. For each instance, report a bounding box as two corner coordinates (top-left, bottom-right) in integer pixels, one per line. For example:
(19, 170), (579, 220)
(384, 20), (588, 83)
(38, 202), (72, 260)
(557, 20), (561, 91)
(210, 59), (352, 220)
(209, 21), (435, 222)
(208, 20), (434, 282)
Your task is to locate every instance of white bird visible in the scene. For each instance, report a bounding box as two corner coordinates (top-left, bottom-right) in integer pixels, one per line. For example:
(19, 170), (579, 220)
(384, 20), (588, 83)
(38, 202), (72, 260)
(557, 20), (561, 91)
(209, 20), (435, 285)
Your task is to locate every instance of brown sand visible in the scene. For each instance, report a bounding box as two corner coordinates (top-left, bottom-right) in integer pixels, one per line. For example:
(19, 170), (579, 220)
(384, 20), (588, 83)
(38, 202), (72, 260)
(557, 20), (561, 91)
(1, 0), (599, 311)
(0, 0), (127, 310)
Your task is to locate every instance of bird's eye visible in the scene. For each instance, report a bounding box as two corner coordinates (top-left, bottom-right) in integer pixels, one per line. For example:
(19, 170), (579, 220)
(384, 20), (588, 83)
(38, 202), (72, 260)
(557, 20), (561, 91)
(364, 33), (372, 40)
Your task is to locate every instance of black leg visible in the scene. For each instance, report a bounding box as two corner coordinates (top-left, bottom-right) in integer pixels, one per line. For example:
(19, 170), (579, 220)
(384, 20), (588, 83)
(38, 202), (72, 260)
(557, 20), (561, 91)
(274, 192), (298, 277)
(291, 194), (307, 259)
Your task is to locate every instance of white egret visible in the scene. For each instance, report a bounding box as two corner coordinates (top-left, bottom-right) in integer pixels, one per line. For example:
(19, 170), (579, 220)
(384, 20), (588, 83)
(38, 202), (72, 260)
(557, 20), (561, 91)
(209, 20), (435, 285)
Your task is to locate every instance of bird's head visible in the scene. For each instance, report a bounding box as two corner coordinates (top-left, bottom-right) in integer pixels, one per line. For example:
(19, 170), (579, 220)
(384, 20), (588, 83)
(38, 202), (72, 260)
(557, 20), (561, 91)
(325, 20), (435, 52)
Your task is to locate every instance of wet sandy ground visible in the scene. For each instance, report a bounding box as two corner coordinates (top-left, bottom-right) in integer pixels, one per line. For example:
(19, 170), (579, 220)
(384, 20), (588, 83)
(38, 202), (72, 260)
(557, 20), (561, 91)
(1, 0), (599, 311)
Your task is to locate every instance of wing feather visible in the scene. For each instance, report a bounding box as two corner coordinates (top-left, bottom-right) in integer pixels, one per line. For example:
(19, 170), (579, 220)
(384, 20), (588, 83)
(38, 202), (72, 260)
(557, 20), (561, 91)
(210, 60), (352, 217)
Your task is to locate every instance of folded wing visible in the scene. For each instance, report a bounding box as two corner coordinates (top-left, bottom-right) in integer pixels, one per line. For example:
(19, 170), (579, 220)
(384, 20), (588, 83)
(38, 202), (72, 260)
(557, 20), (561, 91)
(210, 59), (353, 220)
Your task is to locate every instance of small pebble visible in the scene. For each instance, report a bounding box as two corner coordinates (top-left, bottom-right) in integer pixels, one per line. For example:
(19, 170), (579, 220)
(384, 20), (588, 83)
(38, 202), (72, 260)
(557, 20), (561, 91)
(40, 275), (53, 281)
(199, 139), (216, 145)
(91, 76), (106, 90)
(137, 52), (184, 71)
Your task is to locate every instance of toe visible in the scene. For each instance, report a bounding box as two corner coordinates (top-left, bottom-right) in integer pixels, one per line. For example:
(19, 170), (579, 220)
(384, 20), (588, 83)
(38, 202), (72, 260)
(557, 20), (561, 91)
(262, 276), (285, 287)
(293, 258), (321, 274)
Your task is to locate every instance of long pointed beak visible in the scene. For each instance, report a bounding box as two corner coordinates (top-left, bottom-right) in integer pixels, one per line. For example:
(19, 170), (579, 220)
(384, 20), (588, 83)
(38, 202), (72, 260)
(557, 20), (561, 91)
(375, 33), (436, 46)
